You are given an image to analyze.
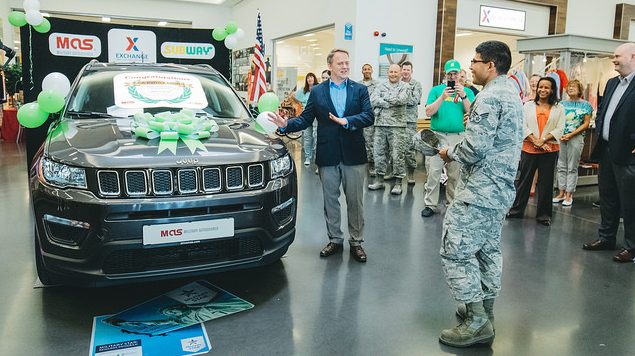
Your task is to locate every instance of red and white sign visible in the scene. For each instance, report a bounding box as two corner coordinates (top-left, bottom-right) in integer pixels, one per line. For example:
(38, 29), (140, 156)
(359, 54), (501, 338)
(48, 32), (102, 58)
(142, 218), (234, 246)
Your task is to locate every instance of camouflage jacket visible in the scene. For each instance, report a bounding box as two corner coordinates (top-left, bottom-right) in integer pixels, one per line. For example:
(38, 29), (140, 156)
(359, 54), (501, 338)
(370, 81), (409, 127)
(447, 75), (524, 210)
(403, 79), (422, 123)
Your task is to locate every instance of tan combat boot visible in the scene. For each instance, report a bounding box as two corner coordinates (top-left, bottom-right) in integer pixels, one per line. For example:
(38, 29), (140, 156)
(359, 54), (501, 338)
(439, 301), (495, 347)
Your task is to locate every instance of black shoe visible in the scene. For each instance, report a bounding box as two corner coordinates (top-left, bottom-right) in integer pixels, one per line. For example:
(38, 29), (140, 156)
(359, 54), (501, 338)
(506, 212), (523, 219)
(537, 219), (551, 226)
(320, 242), (343, 257)
(350, 245), (367, 263)
(582, 239), (616, 251)
(421, 207), (435, 217)
(592, 201), (600, 208)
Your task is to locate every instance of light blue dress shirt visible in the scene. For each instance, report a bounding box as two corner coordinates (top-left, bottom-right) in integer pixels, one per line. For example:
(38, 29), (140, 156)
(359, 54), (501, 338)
(329, 80), (347, 118)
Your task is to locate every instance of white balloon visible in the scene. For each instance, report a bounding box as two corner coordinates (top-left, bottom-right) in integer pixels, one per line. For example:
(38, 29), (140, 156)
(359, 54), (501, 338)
(42, 72), (71, 97)
(23, 0), (40, 11)
(256, 112), (278, 134)
(25, 10), (43, 26)
(234, 28), (245, 39)
(224, 34), (238, 49)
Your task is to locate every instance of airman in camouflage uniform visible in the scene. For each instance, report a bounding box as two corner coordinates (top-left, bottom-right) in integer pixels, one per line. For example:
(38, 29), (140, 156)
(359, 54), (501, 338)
(361, 64), (379, 175)
(401, 61), (423, 184)
(437, 41), (524, 348)
(368, 63), (409, 195)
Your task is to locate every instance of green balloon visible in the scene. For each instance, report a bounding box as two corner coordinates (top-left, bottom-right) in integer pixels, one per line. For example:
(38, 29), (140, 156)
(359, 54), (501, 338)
(33, 18), (51, 33)
(257, 93), (280, 113)
(225, 21), (238, 35)
(8, 11), (27, 27)
(37, 90), (66, 113)
(212, 28), (227, 41)
(17, 102), (49, 128)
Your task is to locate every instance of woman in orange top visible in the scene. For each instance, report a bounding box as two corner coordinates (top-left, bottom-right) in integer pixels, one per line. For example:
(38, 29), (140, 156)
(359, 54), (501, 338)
(507, 77), (565, 225)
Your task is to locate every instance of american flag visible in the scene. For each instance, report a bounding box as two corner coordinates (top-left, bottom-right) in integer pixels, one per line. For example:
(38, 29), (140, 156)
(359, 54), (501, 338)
(248, 11), (267, 104)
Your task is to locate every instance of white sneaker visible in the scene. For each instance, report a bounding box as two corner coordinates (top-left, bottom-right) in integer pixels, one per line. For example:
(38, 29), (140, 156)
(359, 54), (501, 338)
(562, 199), (573, 207)
(390, 184), (402, 195)
(552, 197), (565, 203)
(304, 159), (310, 167)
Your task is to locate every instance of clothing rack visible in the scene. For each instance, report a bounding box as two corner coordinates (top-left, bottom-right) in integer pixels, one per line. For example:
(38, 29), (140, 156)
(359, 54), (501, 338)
(542, 56), (561, 72)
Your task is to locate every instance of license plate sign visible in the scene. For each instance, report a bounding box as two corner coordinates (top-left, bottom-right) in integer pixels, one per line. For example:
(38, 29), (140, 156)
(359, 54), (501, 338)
(143, 218), (234, 246)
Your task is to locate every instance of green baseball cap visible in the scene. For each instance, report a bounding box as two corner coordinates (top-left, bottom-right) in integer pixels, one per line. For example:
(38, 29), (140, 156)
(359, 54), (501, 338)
(444, 59), (461, 73)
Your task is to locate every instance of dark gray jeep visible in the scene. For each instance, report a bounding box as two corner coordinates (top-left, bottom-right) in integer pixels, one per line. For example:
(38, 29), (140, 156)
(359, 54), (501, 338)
(30, 61), (296, 286)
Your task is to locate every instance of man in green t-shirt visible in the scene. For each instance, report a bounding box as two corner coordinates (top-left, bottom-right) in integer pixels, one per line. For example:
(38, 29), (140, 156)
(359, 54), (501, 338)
(421, 59), (474, 217)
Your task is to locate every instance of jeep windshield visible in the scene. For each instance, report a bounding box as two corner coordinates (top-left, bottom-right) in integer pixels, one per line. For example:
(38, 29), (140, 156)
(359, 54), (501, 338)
(66, 69), (251, 120)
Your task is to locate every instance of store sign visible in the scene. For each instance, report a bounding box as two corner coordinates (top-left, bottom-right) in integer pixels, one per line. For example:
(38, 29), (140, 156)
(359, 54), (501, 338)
(479, 5), (526, 31)
(108, 29), (157, 63)
(160, 42), (215, 59)
(48, 33), (101, 58)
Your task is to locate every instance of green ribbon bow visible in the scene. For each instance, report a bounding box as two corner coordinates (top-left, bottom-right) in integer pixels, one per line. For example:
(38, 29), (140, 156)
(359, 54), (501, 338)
(131, 110), (219, 154)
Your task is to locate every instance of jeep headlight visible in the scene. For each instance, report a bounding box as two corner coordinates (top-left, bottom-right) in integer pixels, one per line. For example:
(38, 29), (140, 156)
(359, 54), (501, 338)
(270, 154), (292, 179)
(40, 157), (87, 189)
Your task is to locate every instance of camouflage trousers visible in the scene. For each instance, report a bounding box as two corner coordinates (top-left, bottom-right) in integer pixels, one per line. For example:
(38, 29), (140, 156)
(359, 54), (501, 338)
(440, 200), (507, 303)
(364, 125), (375, 163)
(405, 122), (417, 169)
(373, 126), (407, 179)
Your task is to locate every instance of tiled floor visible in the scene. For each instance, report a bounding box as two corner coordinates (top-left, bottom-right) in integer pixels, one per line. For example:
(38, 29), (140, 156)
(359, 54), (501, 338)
(0, 140), (632, 356)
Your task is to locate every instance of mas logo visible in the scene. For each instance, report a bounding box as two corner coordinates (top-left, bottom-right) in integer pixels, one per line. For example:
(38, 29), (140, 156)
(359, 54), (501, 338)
(48, 33), (101, 58)
(161, 42), (215, 60)
(107, 29), (157, 63)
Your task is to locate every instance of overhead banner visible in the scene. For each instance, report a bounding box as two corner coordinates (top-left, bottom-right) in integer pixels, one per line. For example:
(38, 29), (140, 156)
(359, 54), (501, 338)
(108, 29), (157, 63)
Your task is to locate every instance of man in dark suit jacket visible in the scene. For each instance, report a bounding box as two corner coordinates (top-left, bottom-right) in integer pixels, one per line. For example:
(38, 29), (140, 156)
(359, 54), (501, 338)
(582, 43), (635, 263)
(270, 49), (374, 263)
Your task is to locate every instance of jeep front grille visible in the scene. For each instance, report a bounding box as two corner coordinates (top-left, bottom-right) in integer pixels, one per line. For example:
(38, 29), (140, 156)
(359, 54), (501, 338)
(97, 171), (120, 196)
(177, 169), (198, 194)
(248, 164), (264, 188)
(226, 166), (243, 190)
(94, 164), (265, 198)
(125, 171), (147, 196)
(152, 170), (173, 195)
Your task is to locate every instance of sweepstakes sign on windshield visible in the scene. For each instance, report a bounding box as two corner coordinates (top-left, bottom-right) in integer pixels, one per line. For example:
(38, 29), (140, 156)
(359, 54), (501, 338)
(113, 72), (208, 109)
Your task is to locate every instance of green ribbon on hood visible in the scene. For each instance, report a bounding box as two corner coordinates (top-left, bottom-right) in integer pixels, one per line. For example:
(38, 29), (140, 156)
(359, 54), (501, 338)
(131, 110), (218, 154)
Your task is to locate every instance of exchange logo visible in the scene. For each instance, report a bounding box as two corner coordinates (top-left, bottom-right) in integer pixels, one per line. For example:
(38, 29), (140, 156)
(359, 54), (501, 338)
(161, 42), (215, 60)
(48, 33), (101, 58)
(126, 37), (140, 51)
(108, 29), (157, 63)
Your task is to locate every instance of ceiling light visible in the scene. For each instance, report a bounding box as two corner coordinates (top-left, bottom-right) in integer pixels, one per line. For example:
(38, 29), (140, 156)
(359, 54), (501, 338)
(302, 33), (315, 37)
(13, 46), (18, 50)
(14, 40), (20, 44)
(101, 17), (111, 22)
(277, 41), (285, 44)
(158, 21), (168, 26)
(309, 43), (319, 46)
(41, 12), (50, 17)
(307, 39), (318, 42)
(315, 53), (323, 56)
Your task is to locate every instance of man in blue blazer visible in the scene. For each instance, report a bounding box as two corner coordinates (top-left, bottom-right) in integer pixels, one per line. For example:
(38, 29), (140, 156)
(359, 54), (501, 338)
(583, 42), (635, 263)
(269, 48), (374, 262)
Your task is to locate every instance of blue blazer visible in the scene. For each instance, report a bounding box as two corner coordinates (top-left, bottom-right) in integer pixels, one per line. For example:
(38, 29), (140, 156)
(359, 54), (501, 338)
(591, 75), (635, 165)
(285, 79), (374, 167)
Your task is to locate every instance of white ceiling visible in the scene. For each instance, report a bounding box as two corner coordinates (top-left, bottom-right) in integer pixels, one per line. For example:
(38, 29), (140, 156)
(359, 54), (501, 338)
(146, 0), (244, 6)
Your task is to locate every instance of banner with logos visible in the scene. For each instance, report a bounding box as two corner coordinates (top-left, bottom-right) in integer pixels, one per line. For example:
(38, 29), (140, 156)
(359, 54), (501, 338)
(21, 17), (230, 166)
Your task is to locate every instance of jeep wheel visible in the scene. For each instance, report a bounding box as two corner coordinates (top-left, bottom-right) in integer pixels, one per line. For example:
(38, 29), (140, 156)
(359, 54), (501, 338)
(34, 227), (59, 286)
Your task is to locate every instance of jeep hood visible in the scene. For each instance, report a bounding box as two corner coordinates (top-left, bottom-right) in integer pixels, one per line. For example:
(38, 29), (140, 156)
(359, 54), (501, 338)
(44, 118), (287, 168)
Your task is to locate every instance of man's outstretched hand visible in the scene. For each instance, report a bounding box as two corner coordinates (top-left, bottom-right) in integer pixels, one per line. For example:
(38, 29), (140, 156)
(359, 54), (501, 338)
(268, 111), (288, 129)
